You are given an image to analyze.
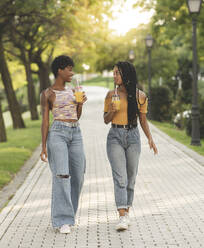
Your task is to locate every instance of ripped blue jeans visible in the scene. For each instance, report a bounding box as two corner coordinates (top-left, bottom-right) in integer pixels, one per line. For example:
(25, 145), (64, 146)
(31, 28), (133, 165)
(107, 127), (141, 209)
(47, 121), (86, 228)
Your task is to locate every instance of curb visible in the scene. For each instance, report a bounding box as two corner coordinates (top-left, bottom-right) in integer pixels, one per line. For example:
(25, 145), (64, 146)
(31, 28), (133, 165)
(149, 122), (204, 167)
(0, 145), (42, 211)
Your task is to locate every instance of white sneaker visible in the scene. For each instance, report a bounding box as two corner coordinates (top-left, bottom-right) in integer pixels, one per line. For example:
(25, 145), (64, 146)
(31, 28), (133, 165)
(59, 224), (71, 234)
(116, 216), (128, 231)
(125, 212), (131, 226)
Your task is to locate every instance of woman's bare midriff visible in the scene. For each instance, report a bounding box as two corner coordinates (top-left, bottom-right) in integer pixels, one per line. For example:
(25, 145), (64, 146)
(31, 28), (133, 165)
(55, 119), (78, 122)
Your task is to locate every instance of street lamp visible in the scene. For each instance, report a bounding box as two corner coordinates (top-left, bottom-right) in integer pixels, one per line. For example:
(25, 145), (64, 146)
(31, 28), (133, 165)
(145, 34), (154, 120)
(129, 50), (135, 62)
(187, 0), (202, 146)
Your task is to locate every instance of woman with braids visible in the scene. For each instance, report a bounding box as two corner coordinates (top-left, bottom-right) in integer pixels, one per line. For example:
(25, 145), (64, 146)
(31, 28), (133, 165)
(104, 61), (158, 231)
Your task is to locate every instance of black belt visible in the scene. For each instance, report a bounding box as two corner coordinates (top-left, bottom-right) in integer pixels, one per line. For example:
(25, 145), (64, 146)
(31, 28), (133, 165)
(112, 124), (137, 129)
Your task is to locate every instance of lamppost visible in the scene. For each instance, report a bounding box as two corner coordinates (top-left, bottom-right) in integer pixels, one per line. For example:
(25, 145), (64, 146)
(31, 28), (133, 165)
(145, 34), (154, 120)
(129, 50), (135, 63)
(187, 0), (202, 146)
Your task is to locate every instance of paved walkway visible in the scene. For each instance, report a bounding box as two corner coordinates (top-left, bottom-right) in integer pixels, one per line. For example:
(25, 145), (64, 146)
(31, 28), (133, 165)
(0, 86), (204, 248)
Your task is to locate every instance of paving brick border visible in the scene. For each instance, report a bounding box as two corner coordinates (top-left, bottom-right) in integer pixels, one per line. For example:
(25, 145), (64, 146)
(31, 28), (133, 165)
(0, 145), (41, 211)
(149, 123), (204, 167)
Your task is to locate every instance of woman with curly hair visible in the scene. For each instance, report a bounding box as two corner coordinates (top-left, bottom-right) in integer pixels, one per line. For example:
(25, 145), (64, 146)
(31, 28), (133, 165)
(40, 55), (87, 234)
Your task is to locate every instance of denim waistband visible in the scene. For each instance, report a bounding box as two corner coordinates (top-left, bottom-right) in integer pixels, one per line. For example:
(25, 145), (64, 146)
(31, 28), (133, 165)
(52, 120), (79, 128)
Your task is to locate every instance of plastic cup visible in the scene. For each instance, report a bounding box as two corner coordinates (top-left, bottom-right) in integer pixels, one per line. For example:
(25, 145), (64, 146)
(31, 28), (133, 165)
(112, 94), (120, 110)
(75, 87), (83, 103)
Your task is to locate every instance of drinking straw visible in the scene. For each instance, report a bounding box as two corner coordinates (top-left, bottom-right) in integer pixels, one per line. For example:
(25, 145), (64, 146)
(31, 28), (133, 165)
(115, 86), (117, 96)
(74, 77), (79, 90)
(77, 78), (79, 88)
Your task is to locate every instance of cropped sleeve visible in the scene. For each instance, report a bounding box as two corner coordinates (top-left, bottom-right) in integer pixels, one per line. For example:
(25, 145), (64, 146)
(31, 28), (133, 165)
(139, 97), (148, 113)
(136, 88), (148, 114)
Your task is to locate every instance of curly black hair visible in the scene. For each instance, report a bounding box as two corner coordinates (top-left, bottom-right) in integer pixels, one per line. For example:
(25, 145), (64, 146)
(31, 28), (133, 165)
(51, 55), (74, 78)
(115, 61), (140, 125)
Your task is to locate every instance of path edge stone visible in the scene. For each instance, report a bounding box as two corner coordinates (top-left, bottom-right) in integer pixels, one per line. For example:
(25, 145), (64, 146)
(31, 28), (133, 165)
(0, 145), (41, 211)
(149, 122), (204, 167)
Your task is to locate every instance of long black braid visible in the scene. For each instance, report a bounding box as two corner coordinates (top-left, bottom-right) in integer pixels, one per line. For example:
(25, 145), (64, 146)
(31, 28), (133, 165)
(115, 61), (140, 125)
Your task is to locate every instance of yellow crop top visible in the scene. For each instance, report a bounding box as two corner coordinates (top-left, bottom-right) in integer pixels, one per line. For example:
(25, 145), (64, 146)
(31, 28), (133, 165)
(104, 89), (148, 125)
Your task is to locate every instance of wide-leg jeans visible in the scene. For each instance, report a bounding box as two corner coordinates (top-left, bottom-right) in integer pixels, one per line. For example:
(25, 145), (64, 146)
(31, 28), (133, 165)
(47, 121), (86, 228)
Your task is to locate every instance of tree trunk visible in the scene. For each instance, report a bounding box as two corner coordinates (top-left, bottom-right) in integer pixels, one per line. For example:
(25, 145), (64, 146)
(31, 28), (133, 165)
(0, 37), (25, 129)
(33, 53), (51, 93)
(37, 59), (51, 93)
(0, 100), (7, 142)
(22, 51), (39, 120)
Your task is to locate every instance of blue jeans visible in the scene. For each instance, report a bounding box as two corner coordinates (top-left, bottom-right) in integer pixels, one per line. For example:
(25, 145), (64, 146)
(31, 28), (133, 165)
(47, 121), (86, 228)
(106, 127), (141, 209)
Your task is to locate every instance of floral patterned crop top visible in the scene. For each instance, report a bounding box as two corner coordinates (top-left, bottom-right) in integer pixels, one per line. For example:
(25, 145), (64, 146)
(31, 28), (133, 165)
(51, 86), (78, 120)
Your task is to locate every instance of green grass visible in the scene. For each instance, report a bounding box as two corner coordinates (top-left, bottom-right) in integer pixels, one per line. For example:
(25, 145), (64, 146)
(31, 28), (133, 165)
(83, 76), (114, 90)
(0, 119), (41, 189)
(151, 120), (204, 156)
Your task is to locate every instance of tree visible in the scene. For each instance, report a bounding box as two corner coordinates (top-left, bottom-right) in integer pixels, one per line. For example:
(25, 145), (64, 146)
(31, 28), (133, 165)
(6, 0), (63, 119)
(93, 23), (178, 93)
(0, 0), (25, 128)
(0, 37), (25, 128)
(134, 0), (204, 78)
(54, 0), (114, 73)
(0, 96), (7, 142)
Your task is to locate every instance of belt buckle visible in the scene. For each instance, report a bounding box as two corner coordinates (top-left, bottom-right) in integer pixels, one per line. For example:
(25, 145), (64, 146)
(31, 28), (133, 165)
(67, 122), (72, 127)
(66, 122), (78, 127)
(71, 122), (78, 127)
(124, 125), (128, 130)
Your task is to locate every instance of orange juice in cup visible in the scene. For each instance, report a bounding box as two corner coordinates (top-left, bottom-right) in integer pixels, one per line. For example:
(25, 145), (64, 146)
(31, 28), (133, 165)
(75, 86), (83, 103)
(112, 94), (120, 110)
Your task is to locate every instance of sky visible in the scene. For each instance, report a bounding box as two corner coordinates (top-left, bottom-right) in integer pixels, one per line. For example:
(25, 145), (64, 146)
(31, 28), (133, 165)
(108, 0), (154, 35)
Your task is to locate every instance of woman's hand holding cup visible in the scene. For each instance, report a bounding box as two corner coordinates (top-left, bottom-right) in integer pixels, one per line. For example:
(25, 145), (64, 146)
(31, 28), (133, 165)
(109, 102), (117, 113)
(79, 92), (87, 105)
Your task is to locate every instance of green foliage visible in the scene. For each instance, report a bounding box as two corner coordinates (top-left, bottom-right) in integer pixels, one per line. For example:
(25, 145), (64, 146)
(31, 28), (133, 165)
(151, 86), (173, 121)
(53, 0), (114, 73)
(0, 118), (41, 189)
(93, 23), (178, 89)
(134, 0), (204, 132)
(0, 0), (114, 118)
(149, 0), (204, 67)
(178, 58), (193, 104)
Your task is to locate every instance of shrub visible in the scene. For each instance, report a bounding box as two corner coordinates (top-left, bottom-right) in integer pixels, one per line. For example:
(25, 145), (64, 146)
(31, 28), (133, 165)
(173, 110), (191, 129)
(150, 86), (173, 121)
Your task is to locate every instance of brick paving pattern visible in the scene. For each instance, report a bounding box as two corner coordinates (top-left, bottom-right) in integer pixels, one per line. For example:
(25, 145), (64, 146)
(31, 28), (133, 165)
(0, 86), (204, 248)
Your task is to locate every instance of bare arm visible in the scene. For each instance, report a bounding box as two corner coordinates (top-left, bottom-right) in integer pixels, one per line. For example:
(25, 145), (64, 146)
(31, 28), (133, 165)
(139, 113), (158, 154)
(139, 113), (152, 139)
(77, 92), (87, 120)
(40, 91), (50, 162)
(77, 103), (83, 120)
